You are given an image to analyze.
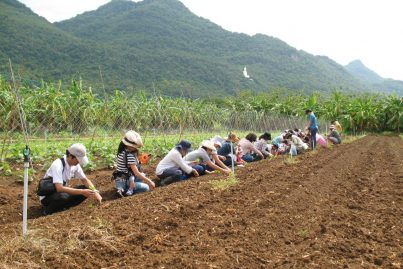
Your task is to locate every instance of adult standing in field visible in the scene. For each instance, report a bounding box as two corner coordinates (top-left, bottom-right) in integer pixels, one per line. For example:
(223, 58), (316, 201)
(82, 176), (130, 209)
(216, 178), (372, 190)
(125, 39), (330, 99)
(38, 144), (102, 215)
(305, 109), (318, 150)
(184, 140), (231, 175)
(239, 133), (264, 162)
(155, 140), (201, 186)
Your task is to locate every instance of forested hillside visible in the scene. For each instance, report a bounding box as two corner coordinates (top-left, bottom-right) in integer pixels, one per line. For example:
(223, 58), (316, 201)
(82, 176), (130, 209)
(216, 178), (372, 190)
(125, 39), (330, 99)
(1, 0), (400, 96)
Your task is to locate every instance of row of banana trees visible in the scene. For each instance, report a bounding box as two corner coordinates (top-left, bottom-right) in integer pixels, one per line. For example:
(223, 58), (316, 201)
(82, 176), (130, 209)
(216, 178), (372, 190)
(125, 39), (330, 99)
(0, 78), (401, 135)
(218, 90), (402, 132)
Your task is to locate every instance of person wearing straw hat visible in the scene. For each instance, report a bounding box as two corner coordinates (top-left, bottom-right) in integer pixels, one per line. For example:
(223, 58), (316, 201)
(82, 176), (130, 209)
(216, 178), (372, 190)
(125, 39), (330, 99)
(327, 125), (342, 145)
(184, 140), (231, 175)
(39, 143), (102, 215)
(113, 130), (155, 197)
(155, 140), (201, 186)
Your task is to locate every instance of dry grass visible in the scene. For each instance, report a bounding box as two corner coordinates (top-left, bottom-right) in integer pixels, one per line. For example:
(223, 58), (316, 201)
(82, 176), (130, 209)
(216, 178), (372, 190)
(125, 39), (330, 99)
(0, 229), (55, 268)
(0, 217), (125, 268)
(342, 134), (366, 144)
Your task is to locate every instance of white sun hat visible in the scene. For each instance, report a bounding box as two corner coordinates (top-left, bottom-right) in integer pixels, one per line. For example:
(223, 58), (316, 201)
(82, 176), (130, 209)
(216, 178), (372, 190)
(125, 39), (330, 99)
(122, 130), (143, 148)
(201, 140), (216, 151)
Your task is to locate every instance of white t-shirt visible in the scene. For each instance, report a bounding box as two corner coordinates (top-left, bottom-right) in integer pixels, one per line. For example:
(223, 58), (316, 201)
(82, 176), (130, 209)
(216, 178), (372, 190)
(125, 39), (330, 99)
(291, 135), (308, 150)
(156, 148), (193, 176)
(39, 156), (86, 200)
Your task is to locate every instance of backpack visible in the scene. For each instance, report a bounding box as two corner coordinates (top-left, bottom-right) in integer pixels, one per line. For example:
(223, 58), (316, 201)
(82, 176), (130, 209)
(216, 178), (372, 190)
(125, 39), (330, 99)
(37, 158), (66, 196)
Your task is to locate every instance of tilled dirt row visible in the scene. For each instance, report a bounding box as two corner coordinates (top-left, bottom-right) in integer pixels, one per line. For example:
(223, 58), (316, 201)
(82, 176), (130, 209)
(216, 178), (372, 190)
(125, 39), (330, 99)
(0, 135), (402, 269)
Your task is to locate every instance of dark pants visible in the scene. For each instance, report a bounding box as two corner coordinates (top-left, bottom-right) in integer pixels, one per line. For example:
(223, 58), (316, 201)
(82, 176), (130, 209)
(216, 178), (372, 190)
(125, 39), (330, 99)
(222, 156), (234, 167)
(157, 165), (205, 186)
(41, 185), (87, 215)
(310, 127), (318, 150)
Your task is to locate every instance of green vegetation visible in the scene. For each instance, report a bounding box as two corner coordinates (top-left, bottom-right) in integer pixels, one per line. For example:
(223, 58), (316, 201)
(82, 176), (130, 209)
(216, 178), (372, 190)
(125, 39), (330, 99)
(210, 172), (239, 191)
(1, 77), (401, 178)
(3, 0), (402, 96)
(1, 78), (400, 136)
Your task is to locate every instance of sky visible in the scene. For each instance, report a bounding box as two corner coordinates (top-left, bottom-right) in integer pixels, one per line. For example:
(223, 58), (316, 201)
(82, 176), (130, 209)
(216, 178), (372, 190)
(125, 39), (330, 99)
(18, 0), (403, 81)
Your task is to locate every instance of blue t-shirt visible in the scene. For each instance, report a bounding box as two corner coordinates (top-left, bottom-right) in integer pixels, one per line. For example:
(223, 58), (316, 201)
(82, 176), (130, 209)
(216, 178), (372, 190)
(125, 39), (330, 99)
(272, 136), (283, 147)
(309, 113), (318, 130)
(217, 142), (235, 156)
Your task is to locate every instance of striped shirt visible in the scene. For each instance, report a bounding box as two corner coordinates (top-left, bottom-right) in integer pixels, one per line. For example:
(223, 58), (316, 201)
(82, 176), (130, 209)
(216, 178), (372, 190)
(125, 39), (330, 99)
(116, 150), (140, 174)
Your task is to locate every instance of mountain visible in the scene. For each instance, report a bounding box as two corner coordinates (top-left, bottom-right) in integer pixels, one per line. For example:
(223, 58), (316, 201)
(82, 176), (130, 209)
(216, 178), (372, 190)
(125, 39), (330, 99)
(0, 0), (113, 83)
(0, 0), (383, 96)
(345, 60), (383, 84)
(345, 60), (403, 95)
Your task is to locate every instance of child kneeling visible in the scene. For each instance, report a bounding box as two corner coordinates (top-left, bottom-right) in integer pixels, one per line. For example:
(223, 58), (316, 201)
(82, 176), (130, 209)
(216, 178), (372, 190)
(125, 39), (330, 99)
(113, 131), (155, 197)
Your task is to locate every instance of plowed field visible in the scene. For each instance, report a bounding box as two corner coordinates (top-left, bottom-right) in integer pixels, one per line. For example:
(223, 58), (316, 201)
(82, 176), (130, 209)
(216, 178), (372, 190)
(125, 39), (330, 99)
(0, 135), (402, 268)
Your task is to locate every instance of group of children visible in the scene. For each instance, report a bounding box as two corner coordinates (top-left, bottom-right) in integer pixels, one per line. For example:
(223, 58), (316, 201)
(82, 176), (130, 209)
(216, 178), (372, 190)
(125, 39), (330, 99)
(113, 120), (342, 197)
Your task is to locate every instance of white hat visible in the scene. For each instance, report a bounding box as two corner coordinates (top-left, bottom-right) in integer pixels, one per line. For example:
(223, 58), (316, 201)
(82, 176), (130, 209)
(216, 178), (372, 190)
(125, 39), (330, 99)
(122, 130), (143, 148)
(68, 143), (89, 167)
(201, 140), (216, 151)
(213, 141), (222, 148)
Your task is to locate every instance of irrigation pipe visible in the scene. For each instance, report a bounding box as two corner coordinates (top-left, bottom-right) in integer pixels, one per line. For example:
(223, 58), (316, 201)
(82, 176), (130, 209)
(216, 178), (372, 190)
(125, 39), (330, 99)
(9, 59), (30, 237)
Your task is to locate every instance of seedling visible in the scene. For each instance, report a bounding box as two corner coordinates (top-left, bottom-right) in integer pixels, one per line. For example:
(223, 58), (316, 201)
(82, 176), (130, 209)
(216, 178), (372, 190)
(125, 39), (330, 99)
(210, 172), (239, 191)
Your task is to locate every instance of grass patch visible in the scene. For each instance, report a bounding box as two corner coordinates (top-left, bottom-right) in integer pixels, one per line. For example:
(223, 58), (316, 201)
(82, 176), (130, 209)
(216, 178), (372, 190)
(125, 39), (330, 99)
(343, 134), (366, 144)
(283, 155), (300, 165)
(210, 172), (239, 191)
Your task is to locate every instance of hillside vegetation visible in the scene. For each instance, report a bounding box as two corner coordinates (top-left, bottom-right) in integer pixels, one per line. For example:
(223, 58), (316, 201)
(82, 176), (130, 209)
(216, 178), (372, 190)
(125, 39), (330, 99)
(0, 0), (386, 96)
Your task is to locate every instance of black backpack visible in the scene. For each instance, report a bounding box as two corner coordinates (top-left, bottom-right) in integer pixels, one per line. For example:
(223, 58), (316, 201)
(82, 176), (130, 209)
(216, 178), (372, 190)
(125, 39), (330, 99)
(37, 158), (66, 196)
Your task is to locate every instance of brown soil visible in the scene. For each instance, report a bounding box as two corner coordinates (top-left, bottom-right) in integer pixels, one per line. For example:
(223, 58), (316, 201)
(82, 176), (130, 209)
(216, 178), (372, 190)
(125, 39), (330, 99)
(0, 135), (402, 268)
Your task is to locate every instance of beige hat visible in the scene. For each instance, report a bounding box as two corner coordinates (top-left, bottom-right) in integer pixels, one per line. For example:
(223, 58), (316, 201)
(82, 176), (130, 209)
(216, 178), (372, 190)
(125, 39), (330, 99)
(225, 133), (240, 142)
(122, 130), (143, 148)
(68, 143), (89, 166)
(201, 140), (216, 151)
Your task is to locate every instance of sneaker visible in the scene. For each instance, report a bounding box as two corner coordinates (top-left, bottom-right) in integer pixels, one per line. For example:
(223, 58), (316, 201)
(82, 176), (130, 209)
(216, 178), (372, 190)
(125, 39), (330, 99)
(116, 188), (124, 198)
(126, 188), (134, 196)
(42, 208), (49, 216)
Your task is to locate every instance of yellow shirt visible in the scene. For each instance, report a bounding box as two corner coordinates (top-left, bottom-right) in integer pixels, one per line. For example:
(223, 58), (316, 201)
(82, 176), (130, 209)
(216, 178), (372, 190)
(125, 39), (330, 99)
(334, 121), (342, 133)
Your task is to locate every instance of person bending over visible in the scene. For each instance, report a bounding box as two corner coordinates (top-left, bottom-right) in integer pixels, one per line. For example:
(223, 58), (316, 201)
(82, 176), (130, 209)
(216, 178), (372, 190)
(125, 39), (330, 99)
(38, 144), (102, 215)
(155, 140), (201, 186)
(184, 140), (231, 175)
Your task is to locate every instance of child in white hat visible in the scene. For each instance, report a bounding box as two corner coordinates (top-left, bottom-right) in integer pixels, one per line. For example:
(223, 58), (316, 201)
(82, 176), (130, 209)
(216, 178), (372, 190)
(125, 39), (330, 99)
(113, 130), (155, 197)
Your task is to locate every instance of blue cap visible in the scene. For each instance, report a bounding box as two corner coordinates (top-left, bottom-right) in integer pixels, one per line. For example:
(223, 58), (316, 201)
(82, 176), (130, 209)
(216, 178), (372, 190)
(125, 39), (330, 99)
(176, 140), (192, 152)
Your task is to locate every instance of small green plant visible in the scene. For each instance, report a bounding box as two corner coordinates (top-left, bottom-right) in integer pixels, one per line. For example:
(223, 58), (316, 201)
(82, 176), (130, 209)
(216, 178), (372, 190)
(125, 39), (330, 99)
(210, 172), (239, 191)
(297, 229), (309, 238)
(0, 162), (12, 176)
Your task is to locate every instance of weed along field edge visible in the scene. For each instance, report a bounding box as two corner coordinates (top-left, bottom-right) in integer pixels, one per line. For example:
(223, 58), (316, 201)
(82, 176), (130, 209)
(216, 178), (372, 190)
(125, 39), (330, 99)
(0, 135), (401, 268)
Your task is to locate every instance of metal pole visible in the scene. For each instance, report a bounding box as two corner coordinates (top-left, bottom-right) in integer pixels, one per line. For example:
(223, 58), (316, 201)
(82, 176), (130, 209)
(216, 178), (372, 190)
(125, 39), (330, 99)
(230, 141), (235, 174)
(22, 145), (30, 236)
(9, 59), (31, 237)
